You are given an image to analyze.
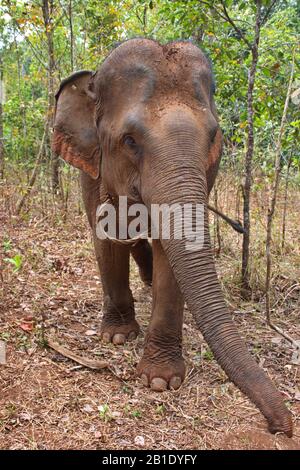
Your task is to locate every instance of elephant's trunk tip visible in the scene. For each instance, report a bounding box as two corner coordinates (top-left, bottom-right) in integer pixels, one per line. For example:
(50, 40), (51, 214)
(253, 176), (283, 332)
(268, 411), (293, 438)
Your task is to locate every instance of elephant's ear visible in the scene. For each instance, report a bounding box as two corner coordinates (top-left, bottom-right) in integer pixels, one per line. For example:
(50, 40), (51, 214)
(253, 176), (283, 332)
(206, 127), (223, 190)
(208, 127), (223, 167)
(52, 70), (100, 180)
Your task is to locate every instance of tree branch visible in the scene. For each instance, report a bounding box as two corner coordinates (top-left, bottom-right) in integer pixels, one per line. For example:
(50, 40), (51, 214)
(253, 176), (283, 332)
(3, 0), (48, 69)
(261, 0), (278, 25)
(220, 0), (252, 49)
(198, 0), (252, 49)
(9, 18), (48, 69)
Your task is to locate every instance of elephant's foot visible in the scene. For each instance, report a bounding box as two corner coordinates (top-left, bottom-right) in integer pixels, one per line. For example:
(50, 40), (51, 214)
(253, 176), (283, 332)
(100, 297), (140, 345)
(137, 335), (185, 391)
(101, 318), (140, 344)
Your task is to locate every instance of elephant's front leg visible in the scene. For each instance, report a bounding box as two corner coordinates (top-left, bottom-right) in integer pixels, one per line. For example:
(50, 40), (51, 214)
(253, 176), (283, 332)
(94, 237), (140, 345)
(137, 239), (185, 391)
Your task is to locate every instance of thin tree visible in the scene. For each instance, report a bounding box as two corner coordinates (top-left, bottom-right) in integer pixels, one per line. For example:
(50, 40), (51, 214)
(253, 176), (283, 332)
(15, 124), (48, 215)
(199, 0), (279, 294)
(264, 52), (298, 349)
(281, 153), (292, 250)
(241, 1), (262, 294)
(42, 0), (60, 193)
(58, 0), (76, 71)
(68, 0), (75, 71)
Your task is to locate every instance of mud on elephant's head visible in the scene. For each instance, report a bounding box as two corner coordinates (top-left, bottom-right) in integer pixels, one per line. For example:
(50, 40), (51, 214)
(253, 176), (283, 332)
(52, 39), (293, 438)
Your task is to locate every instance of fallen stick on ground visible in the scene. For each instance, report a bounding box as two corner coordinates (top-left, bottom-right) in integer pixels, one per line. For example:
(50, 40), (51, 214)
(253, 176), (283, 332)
(47, 337), (108, 370)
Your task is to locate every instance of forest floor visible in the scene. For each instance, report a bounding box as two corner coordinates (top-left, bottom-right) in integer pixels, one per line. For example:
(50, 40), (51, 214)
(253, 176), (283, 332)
(0, 176), (300, 450)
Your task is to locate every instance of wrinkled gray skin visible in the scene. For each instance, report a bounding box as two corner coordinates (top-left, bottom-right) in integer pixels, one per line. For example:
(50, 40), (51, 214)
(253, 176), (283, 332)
(52, 38), (292, 437)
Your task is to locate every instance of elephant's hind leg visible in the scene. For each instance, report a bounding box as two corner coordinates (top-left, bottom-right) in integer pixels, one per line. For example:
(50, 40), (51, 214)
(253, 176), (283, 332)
(131, 240), (153, 286)
(95, 238), (140, 345)
(137, 239), (185, 391)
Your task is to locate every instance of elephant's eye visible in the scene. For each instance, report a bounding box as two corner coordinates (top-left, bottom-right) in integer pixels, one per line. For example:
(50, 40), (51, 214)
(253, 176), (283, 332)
(124, 135), (137, 149)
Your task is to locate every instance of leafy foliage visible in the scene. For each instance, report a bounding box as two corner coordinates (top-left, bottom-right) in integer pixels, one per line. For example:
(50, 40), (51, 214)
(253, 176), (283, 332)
(0, 0), (299, 176)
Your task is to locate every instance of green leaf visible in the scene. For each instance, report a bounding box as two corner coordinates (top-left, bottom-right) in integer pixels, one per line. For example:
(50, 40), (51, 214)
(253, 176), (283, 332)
(4, 254), (23, 273)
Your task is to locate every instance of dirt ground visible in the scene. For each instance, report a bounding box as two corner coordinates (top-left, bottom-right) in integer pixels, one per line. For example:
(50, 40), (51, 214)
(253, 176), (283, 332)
(0, 180), (299, 450)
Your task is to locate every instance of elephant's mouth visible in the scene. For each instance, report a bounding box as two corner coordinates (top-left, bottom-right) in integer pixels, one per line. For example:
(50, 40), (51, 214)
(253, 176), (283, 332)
(95, 195), (149, 244)
(95, 193), (206, 254)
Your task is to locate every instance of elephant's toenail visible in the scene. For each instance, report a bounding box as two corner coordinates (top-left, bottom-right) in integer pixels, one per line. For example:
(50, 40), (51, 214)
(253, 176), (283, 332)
(169, 376), (182, 390)
(113, 333), (126, 345)
(141, 374), (149, 387)
(128, 331), (137, 341)
(150, 378), (167, 392)
(102, 332), (111, 343)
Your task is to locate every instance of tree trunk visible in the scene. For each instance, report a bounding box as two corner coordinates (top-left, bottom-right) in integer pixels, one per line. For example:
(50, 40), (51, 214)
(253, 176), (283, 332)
(42, 0), (59, 193)
(241, 1), (262, 295)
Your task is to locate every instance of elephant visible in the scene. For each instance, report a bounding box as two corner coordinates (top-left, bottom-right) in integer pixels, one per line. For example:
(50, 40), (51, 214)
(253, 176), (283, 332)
(52, 38), (292, 437)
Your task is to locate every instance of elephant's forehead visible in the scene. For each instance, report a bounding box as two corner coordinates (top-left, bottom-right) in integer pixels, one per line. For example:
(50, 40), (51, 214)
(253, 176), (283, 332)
(98, 39), (213, 103)
(102, 39), (209, 75)
(106, 38), (208, 61)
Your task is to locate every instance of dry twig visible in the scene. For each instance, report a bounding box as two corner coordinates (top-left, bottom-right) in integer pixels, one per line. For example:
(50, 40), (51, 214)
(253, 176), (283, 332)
(47, 337), (108, 370)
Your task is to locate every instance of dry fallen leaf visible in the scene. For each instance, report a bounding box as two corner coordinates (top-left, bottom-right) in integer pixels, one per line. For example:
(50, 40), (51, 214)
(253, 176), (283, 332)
(134, 435), (145, 447)
(19, 412), (32, 421)
(19, 322), (33, 332)
(85, 329), (97, 336)
(82, 404), (94, 413)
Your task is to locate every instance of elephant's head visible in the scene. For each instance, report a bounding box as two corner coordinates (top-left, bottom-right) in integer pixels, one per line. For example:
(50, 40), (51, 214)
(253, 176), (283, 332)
(52, 39), (292, 437)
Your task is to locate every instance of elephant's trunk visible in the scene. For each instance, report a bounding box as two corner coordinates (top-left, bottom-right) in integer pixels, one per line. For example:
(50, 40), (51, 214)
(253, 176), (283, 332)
(146, 113), (292, 436)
